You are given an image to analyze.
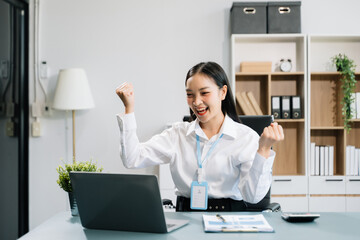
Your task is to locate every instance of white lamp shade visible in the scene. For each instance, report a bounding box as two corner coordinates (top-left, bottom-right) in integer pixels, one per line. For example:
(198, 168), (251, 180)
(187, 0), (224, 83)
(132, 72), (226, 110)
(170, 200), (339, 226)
(52, 68), (95, 110)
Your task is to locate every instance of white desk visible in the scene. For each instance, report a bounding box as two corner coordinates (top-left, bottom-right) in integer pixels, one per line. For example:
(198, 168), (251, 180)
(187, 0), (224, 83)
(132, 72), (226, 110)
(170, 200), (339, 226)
(19, 211), (360, 240)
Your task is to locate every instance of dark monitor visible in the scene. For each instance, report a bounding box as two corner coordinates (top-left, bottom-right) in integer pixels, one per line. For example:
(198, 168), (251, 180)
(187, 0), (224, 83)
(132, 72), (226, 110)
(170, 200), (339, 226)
(238, 115), (274, 136)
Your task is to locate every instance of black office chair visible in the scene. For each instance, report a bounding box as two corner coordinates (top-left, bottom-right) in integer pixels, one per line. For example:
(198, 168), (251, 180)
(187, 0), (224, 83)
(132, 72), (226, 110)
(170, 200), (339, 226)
(163, 115), (281, 212)
(238, 115), (280, 212)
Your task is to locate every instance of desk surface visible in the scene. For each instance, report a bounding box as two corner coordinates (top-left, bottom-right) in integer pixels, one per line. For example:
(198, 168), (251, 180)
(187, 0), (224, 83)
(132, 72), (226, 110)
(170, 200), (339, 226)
(19, 211), (360, 240)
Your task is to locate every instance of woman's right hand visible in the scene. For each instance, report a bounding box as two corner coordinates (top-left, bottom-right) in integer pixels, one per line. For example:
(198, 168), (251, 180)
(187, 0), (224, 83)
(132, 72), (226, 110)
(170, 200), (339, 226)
(116, 82), (135, 114)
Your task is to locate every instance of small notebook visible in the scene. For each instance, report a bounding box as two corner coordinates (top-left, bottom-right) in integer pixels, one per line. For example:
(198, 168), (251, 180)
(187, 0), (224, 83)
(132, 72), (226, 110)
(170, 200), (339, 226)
(203, 214), (274, 233)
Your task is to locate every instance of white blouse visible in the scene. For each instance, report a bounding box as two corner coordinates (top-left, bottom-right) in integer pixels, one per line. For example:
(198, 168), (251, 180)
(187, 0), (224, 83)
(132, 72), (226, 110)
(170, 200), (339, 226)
(117, 113), (275, 203)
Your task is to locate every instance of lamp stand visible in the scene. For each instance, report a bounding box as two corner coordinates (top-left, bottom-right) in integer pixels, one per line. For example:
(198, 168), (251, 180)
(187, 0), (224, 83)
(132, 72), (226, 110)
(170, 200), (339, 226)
(72, 110), (76, 163)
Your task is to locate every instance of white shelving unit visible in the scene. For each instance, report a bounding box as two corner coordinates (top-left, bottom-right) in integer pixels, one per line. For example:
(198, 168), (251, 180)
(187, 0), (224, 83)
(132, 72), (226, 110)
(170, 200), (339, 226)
(231, 34), (308, 212)
(308, 35), (360, 212)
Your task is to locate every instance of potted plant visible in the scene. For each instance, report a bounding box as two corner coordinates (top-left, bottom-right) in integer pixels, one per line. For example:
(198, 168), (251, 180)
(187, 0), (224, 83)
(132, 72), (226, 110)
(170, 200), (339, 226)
(332, 53), (357, 132)
(56, 160), (103, 216)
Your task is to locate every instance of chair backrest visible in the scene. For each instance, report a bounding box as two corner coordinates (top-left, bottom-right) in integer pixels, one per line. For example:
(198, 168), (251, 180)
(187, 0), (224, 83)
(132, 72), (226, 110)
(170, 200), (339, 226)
(238, 115), (274, 136)
(238, 115), (273, 211)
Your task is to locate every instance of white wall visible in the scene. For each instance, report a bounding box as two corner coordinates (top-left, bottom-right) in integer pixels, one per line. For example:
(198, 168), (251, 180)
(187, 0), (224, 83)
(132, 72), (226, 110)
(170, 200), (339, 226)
(28, 0), (360, 229)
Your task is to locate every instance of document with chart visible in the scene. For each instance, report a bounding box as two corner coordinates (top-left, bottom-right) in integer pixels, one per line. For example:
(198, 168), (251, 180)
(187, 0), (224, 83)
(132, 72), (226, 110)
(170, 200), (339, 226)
(203, 214), (274, 233)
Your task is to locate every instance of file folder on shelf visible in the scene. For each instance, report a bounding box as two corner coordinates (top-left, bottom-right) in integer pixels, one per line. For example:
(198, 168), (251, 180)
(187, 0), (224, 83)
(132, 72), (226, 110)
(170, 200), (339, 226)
(310, 142), (315, 176)
(291, 96), (301, 119)
(271, 96), (281, 119)
(356, 92), (360, 119)
(315, 146), (320, 176)
(350, 93), (356, 119)
(281, 96), (291, 119)
(329, 146), (334, 176)
(320, 146), (325, 176)
(324, 146), (329, 176)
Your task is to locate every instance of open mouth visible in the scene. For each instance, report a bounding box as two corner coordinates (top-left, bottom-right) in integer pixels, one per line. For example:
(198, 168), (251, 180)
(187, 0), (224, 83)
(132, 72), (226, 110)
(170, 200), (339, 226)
(196, 107), (208, 116)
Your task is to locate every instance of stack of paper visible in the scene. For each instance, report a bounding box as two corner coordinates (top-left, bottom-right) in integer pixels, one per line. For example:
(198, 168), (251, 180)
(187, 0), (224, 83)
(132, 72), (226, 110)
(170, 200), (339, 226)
(203, 214), (274, 233)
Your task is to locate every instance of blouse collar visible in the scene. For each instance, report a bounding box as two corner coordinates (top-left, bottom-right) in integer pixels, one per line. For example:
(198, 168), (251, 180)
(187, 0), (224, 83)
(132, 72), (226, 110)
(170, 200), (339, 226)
(186, 114), (237, 140)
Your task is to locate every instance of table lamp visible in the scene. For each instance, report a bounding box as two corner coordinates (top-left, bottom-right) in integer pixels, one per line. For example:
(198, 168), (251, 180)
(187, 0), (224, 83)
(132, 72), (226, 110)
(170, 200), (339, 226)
(52, 68), (95, 163)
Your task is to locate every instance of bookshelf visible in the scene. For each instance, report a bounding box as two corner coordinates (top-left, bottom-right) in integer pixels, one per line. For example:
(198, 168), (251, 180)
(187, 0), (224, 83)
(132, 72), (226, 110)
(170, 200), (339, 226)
(231, 34), (307, 177)
(231, 34), (360, 212)
(308, 35), (360, 212)
(234, 72), (306, 175)
(309, 36), (360, 177)
(231, 34), (308, 212)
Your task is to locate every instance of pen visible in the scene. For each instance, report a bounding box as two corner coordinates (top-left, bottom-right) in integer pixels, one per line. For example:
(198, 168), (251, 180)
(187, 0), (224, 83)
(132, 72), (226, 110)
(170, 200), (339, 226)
(216, 214), (226, 222)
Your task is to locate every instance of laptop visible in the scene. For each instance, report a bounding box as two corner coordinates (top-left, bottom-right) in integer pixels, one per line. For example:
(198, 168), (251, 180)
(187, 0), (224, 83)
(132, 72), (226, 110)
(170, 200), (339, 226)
(69, 172), (189, 233)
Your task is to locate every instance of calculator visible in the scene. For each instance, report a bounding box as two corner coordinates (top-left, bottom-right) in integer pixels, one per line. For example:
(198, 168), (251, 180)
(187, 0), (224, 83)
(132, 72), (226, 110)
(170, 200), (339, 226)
(281, 213), (320, 222)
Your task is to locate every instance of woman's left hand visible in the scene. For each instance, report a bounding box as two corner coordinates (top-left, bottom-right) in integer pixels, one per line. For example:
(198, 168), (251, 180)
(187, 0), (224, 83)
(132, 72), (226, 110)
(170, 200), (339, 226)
(257, 122), (284, 158)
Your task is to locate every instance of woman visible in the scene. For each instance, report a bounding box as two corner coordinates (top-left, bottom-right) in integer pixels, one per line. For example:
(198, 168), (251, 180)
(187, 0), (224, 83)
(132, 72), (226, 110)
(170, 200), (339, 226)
(116, 62), (284, 211)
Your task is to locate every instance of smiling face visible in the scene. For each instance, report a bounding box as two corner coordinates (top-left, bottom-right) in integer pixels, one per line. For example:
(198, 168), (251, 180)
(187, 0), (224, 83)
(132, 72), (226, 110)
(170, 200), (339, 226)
(186, 73), (227, 128)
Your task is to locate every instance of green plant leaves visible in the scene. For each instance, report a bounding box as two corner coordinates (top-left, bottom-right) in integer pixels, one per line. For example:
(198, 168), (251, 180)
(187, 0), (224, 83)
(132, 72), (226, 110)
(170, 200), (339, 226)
(332, 54), (357, 132)
(56, 160), (103, 192)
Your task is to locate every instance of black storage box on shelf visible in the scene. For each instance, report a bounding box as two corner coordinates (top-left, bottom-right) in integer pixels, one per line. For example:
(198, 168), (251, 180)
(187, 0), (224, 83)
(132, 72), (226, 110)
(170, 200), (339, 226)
(267, 1), (301, 33)
(230, 2), (267, 34)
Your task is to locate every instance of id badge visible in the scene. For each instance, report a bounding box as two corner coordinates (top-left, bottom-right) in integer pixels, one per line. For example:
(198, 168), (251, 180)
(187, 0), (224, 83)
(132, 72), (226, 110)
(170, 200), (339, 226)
(190, 181), (208, 210)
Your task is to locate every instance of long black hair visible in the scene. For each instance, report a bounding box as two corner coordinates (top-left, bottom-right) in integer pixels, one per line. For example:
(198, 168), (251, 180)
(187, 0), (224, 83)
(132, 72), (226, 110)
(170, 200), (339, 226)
(185, 62), (240, 123)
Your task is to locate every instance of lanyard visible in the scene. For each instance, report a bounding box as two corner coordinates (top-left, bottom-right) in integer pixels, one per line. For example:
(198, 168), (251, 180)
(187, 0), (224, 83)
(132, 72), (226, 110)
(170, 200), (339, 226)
(196, 133), (224, 169)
